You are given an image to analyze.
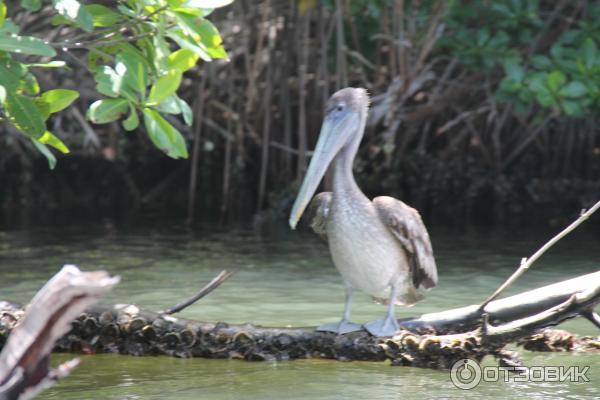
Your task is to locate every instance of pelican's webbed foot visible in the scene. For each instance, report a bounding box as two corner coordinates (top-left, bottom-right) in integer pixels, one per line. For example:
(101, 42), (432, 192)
(363, 316), (400, 337)
(316, 319), (362, 334)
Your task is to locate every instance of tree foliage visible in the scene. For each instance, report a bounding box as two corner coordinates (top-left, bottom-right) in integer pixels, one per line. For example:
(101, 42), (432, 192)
(443, 0), (600, 118)
(1, 0), (599, 224)
(0, 0), (230, 168)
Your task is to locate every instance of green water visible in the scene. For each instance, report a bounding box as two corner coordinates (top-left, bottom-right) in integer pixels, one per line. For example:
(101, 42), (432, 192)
(0, 223), (598, 399)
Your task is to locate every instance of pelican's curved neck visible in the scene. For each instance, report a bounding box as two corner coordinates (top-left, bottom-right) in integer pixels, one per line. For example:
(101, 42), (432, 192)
(332, 124), (364, 198)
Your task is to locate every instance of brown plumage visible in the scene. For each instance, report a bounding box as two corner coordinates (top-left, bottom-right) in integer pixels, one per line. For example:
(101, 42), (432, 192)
(290, 87), (438, 336)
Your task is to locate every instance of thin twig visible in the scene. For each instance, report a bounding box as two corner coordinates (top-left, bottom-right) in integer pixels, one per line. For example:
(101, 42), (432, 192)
(161, 270), (233, 315)
(51, 5), (169, 49)
(70, 107), (100, 150)
(500, 114), (553, 172)
(270, 141), (313, 156)
(435, 105), (490, 135)
(479, 200), (600, 312)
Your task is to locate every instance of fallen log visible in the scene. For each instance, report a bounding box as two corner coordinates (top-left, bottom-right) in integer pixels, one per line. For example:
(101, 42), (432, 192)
(400, 270), (600, 333)
(0, 270), (597, 370)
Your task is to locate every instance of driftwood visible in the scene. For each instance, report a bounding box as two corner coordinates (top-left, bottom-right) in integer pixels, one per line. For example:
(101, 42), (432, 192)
(1, 271), (598, 370)
(0, 265), (118, 400)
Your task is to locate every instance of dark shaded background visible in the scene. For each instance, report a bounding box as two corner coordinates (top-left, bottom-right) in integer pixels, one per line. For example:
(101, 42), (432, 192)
(1, 0), (599, 229)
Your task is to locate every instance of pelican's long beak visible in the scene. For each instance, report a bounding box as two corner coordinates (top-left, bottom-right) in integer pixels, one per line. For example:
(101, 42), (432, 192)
(289, 113), (356, 229)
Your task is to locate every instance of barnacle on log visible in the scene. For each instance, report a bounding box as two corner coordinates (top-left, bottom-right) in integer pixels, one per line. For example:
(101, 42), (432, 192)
(519, 329), (577, 352)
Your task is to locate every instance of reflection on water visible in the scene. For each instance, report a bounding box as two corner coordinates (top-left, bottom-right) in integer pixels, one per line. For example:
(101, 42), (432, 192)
(0, 222), (598, 399)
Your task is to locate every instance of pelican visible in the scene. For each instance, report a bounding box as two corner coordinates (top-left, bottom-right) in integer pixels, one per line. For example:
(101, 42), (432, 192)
(289, 87), (438, 337)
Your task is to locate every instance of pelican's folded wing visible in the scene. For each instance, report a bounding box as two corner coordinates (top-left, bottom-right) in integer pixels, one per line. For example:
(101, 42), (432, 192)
(373, 196), (438, 289)
(305, 192), (332, 241)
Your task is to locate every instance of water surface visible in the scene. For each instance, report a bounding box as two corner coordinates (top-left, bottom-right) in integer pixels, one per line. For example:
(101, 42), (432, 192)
(0, 223), (598, 399)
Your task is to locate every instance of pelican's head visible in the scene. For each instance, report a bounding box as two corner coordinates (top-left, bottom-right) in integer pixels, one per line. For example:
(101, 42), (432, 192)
(289, 87), (369, 229)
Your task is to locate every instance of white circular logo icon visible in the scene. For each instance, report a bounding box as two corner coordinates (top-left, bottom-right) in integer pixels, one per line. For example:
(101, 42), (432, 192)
(450, 359), (482, 390)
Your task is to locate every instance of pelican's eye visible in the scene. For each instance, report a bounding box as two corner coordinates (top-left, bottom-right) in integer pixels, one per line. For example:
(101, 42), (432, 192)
(336, 104), (344, 112)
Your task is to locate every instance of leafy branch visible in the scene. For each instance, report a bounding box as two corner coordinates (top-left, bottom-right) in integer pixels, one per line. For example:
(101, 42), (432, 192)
(0, 0), (233, 168)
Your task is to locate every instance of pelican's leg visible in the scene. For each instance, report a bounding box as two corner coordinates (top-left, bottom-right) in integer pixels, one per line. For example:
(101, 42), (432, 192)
(364, 284), (400, 337)
(316, 283), (362, 334)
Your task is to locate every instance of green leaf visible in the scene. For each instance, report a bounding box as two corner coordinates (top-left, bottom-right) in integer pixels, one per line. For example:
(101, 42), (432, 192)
(38, 131), (69, 153)
(170, 12), (228, 58)
(33, 97), (51, 120)
(142, 108), (188, 158)
(147, 71), (182, 106)
(92, 49), (142, 102)
(562, 100), (583, 116)
(87, 98), (128, 123)
(0, 19), (18, 34)
(0, 34), (56, 56)
(152, 35), (171, 63)
(41, 89), (79, 113)
(32, 140), (57, 169)
(535, 91), (555, 108)
(476, 28), (490, 46)
(156, 95), (181, 114)
(50, 14), (71, 26)
(22, 72), (40, 95)
(0, 61), (25, 92)
(5, 93), (46, 138)
(0, 2), (6, 28)
(560, 81), (587, 98)
(116, 4), (135, 17)
(167, 49), (199, 73)
(153, 95), (193, 127)
(176, 96), (193, 125)
(184, 0), (233, 8)
(136, 63), (146, 97)
(85, 4), (123, 27)
(546, 70), (565, 92)
(0, 85), (5, 104)
(115, 48), (149, 97)
(582, 38), (597, 69)
(195, 19), (227, 59)
(52, 0), (93, 32)
(503, 59), (524, 82)
(21, 0), (41, 12)
(28, 61), (67, 68)
(112, 62), (138, 102)
(167, 0), (186, 7)
(528, 73), (548, 94)
(94, 66), (122, 98)
(550, 43), (563, 59)
(171, 7), (206, 16)
(173, 13), (227, 59)
(122, 104), (139, 131)
(531, 55), (551, 69)
(167, 30), (211, 62)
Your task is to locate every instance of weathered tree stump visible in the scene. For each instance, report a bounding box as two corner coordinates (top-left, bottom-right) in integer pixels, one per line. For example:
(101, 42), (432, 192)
(0, 265), (118, 400)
